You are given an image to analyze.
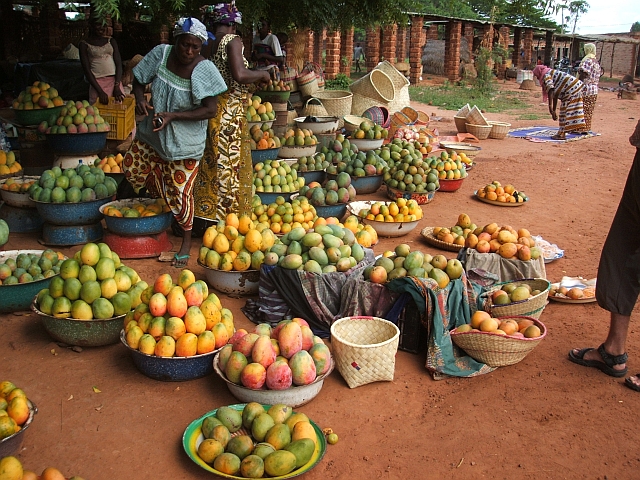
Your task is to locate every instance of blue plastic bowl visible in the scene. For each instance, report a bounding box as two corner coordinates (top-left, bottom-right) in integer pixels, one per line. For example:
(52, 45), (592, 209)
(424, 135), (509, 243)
(256, 191), (292, 205)
(313, 203), (347, 220)
(251, 147), (280, 165)
(351, 174), (384, 194)
(299, 170), (326, 184)
(45, 132), (108, 155)
(121, 330), (219, 381)
(34, 196), (114, 226)
(99, 199), (172, 236)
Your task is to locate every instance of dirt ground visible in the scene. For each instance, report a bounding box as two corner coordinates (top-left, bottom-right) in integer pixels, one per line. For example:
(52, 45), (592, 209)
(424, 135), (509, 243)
(2, 80), (640, 480)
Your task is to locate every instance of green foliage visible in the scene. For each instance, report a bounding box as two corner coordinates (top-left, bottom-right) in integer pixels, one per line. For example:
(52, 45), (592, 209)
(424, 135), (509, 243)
(473, 46), (508, 95)
(631, 21), (640, 33)
(325, 73), (352, 90)
(408, 84), (529, 113)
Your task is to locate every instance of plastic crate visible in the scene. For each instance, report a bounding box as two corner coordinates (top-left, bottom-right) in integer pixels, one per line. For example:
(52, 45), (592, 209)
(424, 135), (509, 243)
(95, 97), (135, 141)
(397, 298), (427, 354)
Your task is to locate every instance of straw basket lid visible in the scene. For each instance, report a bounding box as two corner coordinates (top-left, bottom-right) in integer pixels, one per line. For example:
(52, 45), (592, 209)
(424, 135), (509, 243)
(344, 115), (372, 133)
(350, 70), (396, 103)
(456, 103), (471, 117)
(330, 316), (400, 388)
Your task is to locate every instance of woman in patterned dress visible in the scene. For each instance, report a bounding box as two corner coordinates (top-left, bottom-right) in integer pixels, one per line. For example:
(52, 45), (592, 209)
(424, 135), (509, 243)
(195, 2), (270, 222)
(533, 64), (586, 140)
(123, 17), (226, 267)
(578, 43), (602, 132)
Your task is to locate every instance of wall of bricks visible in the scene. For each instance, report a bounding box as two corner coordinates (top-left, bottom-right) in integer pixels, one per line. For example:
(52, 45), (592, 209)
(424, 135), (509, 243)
(464, 23), (474, 53)
(523, 29), (534, 68)
(427, 24), (439, 41)
(598, 41), (639, 77)
(324, 30), (341, 79)
(444, 20), (461, 82)
(512, 27), (522, 67)
(396, 26), (407, 63)
(409, 16), (423, 84)
(365, 26), (380, 72)
(340, 28), (354, 75)
(313, 29), (324, 66)
(497, 26), (510, 76)
(381, 24), (397, 64)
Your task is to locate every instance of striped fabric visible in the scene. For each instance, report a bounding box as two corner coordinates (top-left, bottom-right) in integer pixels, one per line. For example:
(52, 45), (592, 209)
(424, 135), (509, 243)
(543, 69), (586, 135)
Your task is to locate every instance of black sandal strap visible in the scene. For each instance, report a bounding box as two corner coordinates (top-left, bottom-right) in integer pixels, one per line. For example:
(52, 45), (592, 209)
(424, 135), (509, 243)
(598, 343), (628, 367)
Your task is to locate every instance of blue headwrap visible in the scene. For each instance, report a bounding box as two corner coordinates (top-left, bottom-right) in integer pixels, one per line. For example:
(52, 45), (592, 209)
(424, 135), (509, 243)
(173, 17), (216, 45)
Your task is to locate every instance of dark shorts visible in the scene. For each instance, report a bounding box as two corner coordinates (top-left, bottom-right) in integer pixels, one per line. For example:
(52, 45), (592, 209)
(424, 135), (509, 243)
(596, 148), (640, 315)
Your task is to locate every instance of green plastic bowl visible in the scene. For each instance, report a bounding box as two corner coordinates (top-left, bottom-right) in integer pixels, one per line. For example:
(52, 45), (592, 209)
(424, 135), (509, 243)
(14, 106), (63, 127)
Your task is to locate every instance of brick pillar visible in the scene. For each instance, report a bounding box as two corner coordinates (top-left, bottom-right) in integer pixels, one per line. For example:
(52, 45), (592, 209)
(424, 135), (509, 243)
(381, 24), (398, 64)
(305, 29), (313, 66)
(444, 21), (462, 82)
(464, 23), (474, 54)
(480, 24), (493, 50)
(340, 27), (354, 75)
(313, 29), (324, 66)
(409, 15), (423, 85)
(523, 28), (534, 68)
(512, 27), (522, 67)
(324, 30), (341, 80)
(497, 26), (510, 77)
(396, 26), (407, 63)
(427, 24), (439, 40)
(365, 26), (381, 72)
(544, 30), (553, 66)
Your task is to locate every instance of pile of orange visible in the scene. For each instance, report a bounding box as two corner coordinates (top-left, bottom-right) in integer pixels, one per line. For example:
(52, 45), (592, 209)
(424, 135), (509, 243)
(0, 150), (22, 176)
(358, 198), (423, 223)
(476, 180), (524, 203)
(95, 153), (124, 173)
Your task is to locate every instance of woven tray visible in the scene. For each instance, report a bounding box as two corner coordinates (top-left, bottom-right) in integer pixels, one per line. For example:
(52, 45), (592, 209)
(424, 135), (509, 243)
(451, 316), (547, 367)
(420, 226), (463, 252)
(483, 278), (551, 319)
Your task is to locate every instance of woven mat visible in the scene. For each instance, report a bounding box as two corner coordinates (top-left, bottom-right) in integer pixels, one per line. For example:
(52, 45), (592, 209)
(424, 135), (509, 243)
(507, 126), (600, 143)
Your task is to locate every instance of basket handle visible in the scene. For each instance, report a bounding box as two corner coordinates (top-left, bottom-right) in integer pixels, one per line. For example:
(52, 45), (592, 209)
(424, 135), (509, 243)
(304, 97), (325, 108)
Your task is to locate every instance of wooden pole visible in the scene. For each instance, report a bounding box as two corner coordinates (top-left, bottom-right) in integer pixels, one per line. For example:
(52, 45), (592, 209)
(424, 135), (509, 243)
(610, 42), (615, 78)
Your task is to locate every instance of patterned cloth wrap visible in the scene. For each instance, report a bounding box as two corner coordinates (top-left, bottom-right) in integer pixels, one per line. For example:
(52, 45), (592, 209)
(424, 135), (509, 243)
(201, 2), (243, 25)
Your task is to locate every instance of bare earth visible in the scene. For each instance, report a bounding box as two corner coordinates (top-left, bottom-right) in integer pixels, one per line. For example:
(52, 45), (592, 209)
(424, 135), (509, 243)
(3, 80), (640, 479)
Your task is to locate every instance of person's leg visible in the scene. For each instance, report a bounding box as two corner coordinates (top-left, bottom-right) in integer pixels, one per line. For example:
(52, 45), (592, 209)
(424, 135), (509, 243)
(582, 94), (596, 132)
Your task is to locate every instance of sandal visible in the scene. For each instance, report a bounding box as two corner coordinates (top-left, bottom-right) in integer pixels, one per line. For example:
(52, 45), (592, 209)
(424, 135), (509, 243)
(550, 134), (566, 140)
(172, 253), (190, 268)
(624, 374), (640, 392)
(568, 344), (628, 378)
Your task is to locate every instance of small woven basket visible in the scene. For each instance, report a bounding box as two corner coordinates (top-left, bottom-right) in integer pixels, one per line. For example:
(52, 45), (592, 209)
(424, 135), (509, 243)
(465, 123), (492, 140)
(453, 116), (468, 133)
(330, 316), (400, 388)
(350, 70), (396, 104)
(456, 103), (471, 117)
(420, 226), (464, 252)
(488, 121), (511, 140)
(297, 69), (318, 98)
(415, 111), (430, 126)
(466, 106), (488, 126)
(301, 98), (328, 117)
(401, 106), (419, 124)
(362, 106), (390, 128)
(483, 278), (551, 319)
(451, 316), (547, 367)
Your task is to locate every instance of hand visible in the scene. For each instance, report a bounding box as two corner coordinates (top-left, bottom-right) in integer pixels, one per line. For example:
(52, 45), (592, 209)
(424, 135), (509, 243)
(136, 98), (153, 117)
(114, 84), (125, 102)
(98, 90), (109, 105)
(551, 111), (557, 121)
(152, 112), (173, 132)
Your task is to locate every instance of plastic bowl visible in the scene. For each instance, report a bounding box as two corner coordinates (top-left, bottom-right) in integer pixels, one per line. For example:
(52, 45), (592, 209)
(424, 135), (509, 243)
(386, 185), (436, 205)
(32, 301), (125, 347)
(14, 106), (63, 127)
(45, 132), (108, 155)
(0, 176), (39, 208)
(99, 198), (172, 236)
(0, 399), (37, 457)
(251, 147), (280, 165)
(34, 196), (114, 226)
(294, 116), (339, 135)
(213, 351), (334, 408)
(198, 261), (260, 297)
(255, 191), (292, 206)
(437, 177), (465, 192)
(0, 250), (63, 313)
(313, 203), (347, 220)
(349, 138), (384, 152)
(121, 330), (220, 381)
(347, 201), (419, 238)
(278, 144), (318, 159)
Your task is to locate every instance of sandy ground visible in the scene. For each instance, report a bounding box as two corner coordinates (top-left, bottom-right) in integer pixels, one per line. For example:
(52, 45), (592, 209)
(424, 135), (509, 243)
(2, 79), (640, 479)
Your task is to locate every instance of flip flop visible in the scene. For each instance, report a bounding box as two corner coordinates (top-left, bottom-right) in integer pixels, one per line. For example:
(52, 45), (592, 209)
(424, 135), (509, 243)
(568, 344), (628, 378)
(624, 374), (640, 392)
(158, 251), (177, 262)
(172, 253), (190, 268)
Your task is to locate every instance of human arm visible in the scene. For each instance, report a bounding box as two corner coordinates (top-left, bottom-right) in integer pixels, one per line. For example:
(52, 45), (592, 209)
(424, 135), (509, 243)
(153, 95), (217, 132)
(228, 37), (270, 86)
(547, 87), (557, 120)
(110, 38), (125, 102)
(132, 78), (152, 116)
(79, 41), (109, 104)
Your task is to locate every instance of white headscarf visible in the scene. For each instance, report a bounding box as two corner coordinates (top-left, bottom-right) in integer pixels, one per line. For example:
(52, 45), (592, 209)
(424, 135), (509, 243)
(173, 17), (213, 45)
(582, 43), (597, 62)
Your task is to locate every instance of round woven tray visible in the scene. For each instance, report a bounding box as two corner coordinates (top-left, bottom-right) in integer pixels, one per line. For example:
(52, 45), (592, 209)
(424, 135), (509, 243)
(420, 226), (463, 252)
(483, 278), (551, 319)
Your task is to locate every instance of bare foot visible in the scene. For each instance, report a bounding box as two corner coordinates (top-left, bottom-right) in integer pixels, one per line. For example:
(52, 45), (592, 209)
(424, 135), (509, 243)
(625, 374), (640, 391)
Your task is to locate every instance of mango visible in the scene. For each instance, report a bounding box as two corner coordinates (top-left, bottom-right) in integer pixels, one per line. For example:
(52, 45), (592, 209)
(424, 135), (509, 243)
(229, 328), (248, 346)
(225, 351), (249, 385)
(264, 423), (291, 450)
(154, 335), (176, 357)
(251, 335), (276, 369)
(309, 342), (332, 375)
(281, 254), (303, 270)
(289, 350), (317, 386)
(308, 247), (329, 266)
(216, 406), (243, 433)
(265, 360), (293, 390)
(175, 332), (197, 357)
(166, 287), (187, 318)
(300, 325), (314, 351)
(284, 438), (316, 468)
(251, 412), (276, 442)
(301, 232), (322, 248)
(198, 438), (225, 464)
(278, 321), (303, 358)
(210, 425), (231, 449)
(233, 332), (259, 357)
(217, 344), (233, 371)
(201, 415), (224, 439)
(226, 434), (254, 460)
(240, 363), (267, 389)
(322, 234), (342, 249)
(304, 260), (323, 274)
(267, 403), (293, 424)
(285, 412), (310, 432)
(184, 282), (205, 307)
(184, 306), (206, 335)
(212, 322), (230, 349)
(252, 442), (276, 460)
(240, 455), (264, 478)
(292, 420), (317, 445)
(213, 452), (241, 475)
(271, 319), (291, 339)
(264, 450), (297, 477)
(242, 402), (266, 430)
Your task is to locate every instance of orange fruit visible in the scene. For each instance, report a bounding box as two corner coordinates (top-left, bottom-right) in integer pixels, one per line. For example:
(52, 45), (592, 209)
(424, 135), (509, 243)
(470, 311), (492, 329)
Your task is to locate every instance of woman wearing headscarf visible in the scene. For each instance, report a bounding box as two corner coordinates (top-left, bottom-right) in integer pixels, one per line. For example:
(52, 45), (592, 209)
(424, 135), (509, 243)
(578, 43), (602, 132)
(194, 2), (270, 222)
(532, 64), (586, 140)
(123, 17), (227, 267)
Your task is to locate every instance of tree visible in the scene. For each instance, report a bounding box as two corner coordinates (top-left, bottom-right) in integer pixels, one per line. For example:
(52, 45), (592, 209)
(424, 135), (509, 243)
(631, 21), (640, 32)
(567, 0), (589, 34)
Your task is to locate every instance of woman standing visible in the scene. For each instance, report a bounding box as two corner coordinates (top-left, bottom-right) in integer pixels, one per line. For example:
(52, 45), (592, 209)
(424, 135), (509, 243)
(195, 3), (270, 222)
(578, 43), (602, 132)
(533, 64), (586, 140)
(123, 17), (226, 267)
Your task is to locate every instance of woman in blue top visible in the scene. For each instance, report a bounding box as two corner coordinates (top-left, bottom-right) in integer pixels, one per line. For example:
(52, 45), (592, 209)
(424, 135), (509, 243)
(123, 17), (227, 267)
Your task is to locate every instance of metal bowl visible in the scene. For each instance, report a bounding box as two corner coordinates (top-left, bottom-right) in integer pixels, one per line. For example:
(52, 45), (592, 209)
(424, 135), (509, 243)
(344, 115), (373, 133)
(439, 141), (482, 158)
(256, 191), (292, 206)
(14, 106), (63, 127)
(45, 132), (108, 156)
(253, 90), (291, 103)
(349, 138), (384, 152)
(386, 185), (436, 205)
(0, 399), (37, 457)
(351, 174), (384, 194)
(213, 351), (334, 408)
(0, 250), (62, 313)
(299, 169), (326, 184)
(437, 177), (465, 192)
(278, 144), (318, 159)
(99, 198), (172, 236)
(251, 147), (280, 165)
(198, 261), (260, 297)
(120, 330), (220, 381)
(347, 201), (420, 238)
(32, 301), (125, 347)
(34, 195), (114, 226)
(0, 176), (39, 208)
(313, 203), (347, 220)
(294, 116), (339, 134)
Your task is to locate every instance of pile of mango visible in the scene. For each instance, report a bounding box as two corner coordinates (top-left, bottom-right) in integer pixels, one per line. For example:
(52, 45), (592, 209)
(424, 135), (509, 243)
(325, 148), (388, 179)
(29, 165), (118, 203)
(431, 213), (480, 247)
(319, 134), (357, 165)
(350, 121), (389, 140)
(0, 249), (64, 286)
(0, 380), (32, 441)
(246, 96), (276, 123)
(383, 139), (440, 193)
(476, 180), (528, 204)
(364, 244), (463, 287)
(357, 198), (423, 223)
(0, 150), (22, 176)
(12, 81), (64, 110)
(489, 281), (543, 306)
(124, 269), (234, 358)
(455, 310), (542, 338)
(41, 100), (110, 134)
(95, 153), (124, 173)
(278, 127), (318, 148)
(250, 123), (281, 150)
(1, 177), (36, 193)
(253, 160), (304, 194)
(219, 318), (331, 390)
(35, 242), (145, 320)
(299, 175), (357, 207)
(250, 195), (318, 235)
(0, 455), (86, 480)
(432, 151), (468, 180)
(461, 222), (541, 261)
(103, 199), (170, 218)
(196, 402), (317, 477)
(289, 153), (330, 173)
(342, 215), (379, 248)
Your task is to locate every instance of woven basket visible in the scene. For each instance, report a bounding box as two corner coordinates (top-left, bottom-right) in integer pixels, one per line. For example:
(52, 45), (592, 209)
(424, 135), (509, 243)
(374, 61), (410, 112)
(451, 316), (547, 367)
(488, 121), (511, 140)
(456, 103), (471, 117)
(466, 106), (488, 126)
(401, 106), (419, 124)
(420, 226), (463, 252)
(344, 115), (372, 133)
(350, 70), (396, 104)
(465, 123), (492, 140)
(297, 69), (318, 98)
(306, 62), (325, 91)
(483, 278), (551, 319)
(362, 106), (390, 128)
(313, 90), (353, 127)
(621, 90), (637, 100)
(301, 97), (328, 117)
(392, 111), (412, 126)
(453, 115), (468, 133)
(330, 316), (400, 388)
(351, 93), (385, 116)
(415, 111), (430, 126)
(281, 67), (299, 91)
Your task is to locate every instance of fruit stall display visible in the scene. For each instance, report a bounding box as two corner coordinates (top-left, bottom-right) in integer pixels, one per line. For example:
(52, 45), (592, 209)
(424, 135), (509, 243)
(383, 139), (441, 197)
(0, 456), (85, 480)
(277, 128), (319, 158)
(298, 174), (357, 211)
(457, 222), (541, 261)
(253, 160), (304, 195)
(40, 100), (110, 135)
(250, 195), (318, 234)
(421, 213), (480, 251)
(0, 150), (23, 178)
(29, 165), (118, 204)
(475, 180), (528, 205)
(249, 123), (280, 151)
(246, 96), (277, 124)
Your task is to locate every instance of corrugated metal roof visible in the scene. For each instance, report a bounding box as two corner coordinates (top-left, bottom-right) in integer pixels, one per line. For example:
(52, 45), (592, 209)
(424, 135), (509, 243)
(405, 11), (556, 32)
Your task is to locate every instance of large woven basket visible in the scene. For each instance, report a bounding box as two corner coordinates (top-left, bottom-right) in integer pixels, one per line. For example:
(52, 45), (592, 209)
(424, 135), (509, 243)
(454, 115), (468, 133)
(456, 103), (471, 117)
(466, 106), (488, 126)
(330, 316), (400, 388)
(312, 90), (353, 127)
(297, 69), (318, 98)
(488, 121), (511, 140)
(351, 93), (384, 116)
(451, 316), (547, 367)
(465, 123), (492, 140)
(483, 278), (551, 319)
(350, 70), (396, 104)
(374, 61), (410, 112)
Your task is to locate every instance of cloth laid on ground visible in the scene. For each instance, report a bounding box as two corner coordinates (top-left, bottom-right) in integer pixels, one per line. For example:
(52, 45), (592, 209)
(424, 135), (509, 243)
(387, 274), (495, 379)
(339, 275), (401, 319)
(458, 248), (546, 283)
(507, 126), (599, 143)
(242, 250), (376, 337)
